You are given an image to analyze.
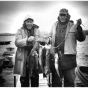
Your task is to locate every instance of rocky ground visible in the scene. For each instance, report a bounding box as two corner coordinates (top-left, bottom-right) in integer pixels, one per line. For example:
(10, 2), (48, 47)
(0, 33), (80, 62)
(0, 67), (18, 87)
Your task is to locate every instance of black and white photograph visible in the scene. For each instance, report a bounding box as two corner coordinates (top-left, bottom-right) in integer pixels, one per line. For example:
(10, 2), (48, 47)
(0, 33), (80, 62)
(0, 0), (88, 87)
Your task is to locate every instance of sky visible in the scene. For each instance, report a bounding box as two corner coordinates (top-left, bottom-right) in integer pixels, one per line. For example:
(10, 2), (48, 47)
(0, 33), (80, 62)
(0, 1), (88, 33)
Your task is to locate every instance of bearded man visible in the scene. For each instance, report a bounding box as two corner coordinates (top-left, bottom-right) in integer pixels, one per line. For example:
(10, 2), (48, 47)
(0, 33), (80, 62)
(48, 8), (86, 87)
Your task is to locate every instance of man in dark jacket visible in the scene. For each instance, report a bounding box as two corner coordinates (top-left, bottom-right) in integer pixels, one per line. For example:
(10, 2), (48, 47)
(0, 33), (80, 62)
(48, 8), (86, 87)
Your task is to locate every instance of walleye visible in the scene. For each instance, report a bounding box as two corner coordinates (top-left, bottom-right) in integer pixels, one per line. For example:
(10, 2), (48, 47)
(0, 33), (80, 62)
(54, 53), (60, 77)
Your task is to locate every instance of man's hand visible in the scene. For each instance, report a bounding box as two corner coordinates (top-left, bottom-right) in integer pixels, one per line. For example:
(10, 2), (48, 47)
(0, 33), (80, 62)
(28, 36), (35, 42)
(36, 37), (49, 44)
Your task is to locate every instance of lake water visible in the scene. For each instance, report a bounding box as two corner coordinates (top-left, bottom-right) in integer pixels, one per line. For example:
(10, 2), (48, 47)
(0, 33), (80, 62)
(0, 35), (88, 66)
(77, 36), (88, 66)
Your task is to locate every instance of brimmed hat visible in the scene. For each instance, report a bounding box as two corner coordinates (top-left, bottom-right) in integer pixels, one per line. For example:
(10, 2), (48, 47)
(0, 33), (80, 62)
(59, 8), (68, 14)
(24, 15), (34, 22)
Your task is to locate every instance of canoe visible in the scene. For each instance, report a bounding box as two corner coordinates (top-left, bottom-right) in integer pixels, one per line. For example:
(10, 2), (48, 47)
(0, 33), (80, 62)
(76, 66), (88, 87)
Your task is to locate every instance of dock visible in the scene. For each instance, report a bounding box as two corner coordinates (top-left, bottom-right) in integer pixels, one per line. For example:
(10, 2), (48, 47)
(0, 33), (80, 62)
(16, 73), (49, 87)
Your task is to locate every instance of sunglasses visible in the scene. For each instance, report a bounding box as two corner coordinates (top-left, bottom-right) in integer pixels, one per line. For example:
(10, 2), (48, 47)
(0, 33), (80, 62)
(60, 14), (67, 16)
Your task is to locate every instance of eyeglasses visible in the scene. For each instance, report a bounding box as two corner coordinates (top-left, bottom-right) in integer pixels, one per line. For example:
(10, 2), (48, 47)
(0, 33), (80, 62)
(60, 14), (67, 16)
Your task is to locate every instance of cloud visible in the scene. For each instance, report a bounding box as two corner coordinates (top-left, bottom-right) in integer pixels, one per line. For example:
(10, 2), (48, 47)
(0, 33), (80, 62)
(0, 1), (88, 33)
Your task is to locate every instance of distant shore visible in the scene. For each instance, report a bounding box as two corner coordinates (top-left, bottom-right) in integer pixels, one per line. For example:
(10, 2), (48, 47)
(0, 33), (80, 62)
(0, 33), (15, 36)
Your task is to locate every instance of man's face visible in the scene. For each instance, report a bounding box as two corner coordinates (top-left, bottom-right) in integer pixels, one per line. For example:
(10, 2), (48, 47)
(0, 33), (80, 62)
(25, 19), (33, 30)
(59, 13), (67, 23)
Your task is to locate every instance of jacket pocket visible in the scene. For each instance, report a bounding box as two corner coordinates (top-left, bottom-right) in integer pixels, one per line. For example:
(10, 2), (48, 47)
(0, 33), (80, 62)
(15, 49), (23, 61)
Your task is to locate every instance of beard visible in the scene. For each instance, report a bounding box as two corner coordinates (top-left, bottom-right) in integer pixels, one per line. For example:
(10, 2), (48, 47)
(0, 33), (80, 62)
(58, 17), (69, 25)
(57, 14), (70, 25)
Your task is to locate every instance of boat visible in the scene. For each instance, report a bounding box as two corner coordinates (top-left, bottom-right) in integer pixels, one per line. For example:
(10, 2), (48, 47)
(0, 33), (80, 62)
(0, 55), (4, 74)
(3, 47), (15, 67)
(76, 66), (88, 87)
(0, 41), (12, 73)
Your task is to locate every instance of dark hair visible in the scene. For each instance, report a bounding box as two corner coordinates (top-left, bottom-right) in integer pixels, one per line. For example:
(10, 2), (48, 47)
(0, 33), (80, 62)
(69, 20), (74, 23)
(33, 24), (39, 29)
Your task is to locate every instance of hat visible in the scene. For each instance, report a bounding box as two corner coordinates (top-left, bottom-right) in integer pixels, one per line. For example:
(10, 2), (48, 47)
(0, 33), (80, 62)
(24, 15), (34, 22)
(59, 8), (68, 14)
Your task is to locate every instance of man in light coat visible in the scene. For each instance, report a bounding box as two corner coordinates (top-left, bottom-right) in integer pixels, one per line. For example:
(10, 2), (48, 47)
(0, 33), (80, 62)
(48, 8), (86, 87)
(14, 15), (40, 87)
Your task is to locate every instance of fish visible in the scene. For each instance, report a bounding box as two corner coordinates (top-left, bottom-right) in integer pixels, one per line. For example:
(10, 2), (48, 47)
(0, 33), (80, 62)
(54, 53), (60, 77)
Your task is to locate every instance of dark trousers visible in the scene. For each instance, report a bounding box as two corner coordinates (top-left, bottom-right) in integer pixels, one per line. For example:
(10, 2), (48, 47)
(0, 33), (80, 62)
(31, 74), (39, 87)
(62, 68), (76, 87)
(52, 68), (62, 87)
(52, 68), (76, 87)
(20, 70), (29, 87)
(20, 68), (39, 87)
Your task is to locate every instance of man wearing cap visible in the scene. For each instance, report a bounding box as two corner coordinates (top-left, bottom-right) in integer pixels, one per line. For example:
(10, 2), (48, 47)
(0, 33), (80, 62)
(48, 8), (86, 87)
(14, 15), (40, 87)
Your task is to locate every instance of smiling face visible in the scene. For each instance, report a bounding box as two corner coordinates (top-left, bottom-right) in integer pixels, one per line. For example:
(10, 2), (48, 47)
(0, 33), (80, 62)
(25, 19), (34, 30)
(58, 8), (70, 25)
(59, 13), (67, 23)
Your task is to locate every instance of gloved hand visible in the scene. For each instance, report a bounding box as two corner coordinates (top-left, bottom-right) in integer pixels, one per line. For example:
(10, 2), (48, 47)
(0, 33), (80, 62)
(77, 18), (82, 26)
